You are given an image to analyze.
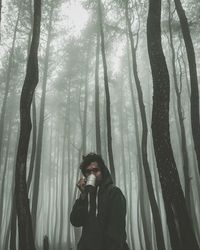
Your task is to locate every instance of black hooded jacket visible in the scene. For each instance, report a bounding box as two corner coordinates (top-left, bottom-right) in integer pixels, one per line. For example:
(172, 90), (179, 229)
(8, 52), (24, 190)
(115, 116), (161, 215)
(70, 164), (129, 250)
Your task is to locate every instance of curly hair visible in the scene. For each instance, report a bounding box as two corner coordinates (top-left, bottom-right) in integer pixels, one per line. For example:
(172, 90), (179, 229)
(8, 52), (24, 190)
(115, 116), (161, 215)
(79, 153), (106, 176)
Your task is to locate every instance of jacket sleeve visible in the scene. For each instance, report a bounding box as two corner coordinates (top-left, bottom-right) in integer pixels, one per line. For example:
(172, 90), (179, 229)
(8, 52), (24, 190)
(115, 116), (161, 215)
(70, 194), (88, 227)
(105, 187), (128, 250)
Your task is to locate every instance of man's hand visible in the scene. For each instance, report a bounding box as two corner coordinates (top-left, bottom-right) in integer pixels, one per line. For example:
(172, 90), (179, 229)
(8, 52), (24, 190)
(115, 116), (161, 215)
(77, 177), (86, 193)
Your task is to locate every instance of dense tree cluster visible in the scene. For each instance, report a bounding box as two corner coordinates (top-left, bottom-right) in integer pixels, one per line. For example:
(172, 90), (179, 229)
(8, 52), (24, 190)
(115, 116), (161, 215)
(0, 0), (199, 249)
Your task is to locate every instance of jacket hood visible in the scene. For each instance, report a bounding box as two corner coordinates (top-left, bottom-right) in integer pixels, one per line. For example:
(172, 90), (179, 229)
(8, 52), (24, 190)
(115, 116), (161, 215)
(79, 153), (113, 188)
(99, 163), (113, 189)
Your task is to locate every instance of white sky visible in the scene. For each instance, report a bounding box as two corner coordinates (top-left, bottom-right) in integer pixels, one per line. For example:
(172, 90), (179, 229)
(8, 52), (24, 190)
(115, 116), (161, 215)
(60, 0), (89, 37)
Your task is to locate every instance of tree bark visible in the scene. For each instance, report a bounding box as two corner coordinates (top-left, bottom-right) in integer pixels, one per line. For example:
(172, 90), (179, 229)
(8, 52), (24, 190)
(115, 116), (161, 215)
(15, 0), (41, 249)
(147, 0), (200, 249)
(125, 1), (166, 249)
(174, 0), (200, 175)
(97, 0), (116, 183)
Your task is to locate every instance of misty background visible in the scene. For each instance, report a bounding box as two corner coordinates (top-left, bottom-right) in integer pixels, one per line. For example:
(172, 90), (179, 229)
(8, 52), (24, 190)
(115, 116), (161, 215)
(0, 0), (200, 249)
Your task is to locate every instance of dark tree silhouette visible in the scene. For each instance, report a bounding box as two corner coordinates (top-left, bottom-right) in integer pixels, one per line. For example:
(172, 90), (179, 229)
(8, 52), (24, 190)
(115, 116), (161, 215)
(125, 1), (166, 249)
(174, 0), (200, 175)
(147, 0), (200, 249)
(14, 0), (41, 249)
(167, 0), (190, 213)
(97, 0), (116, 183)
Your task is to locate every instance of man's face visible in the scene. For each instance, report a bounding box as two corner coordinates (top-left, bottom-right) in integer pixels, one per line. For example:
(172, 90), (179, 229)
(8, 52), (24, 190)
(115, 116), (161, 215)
(85, 161), (102, 185)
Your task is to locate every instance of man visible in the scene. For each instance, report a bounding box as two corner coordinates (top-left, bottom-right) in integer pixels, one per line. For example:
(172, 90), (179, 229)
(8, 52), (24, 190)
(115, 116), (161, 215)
(70, 153), (129, 250)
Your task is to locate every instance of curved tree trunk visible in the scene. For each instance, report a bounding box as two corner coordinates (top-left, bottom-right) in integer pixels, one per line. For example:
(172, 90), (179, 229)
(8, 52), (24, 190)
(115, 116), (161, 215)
(125, 1), (166, 249)
(173, 0), (200, 175)
(15, 0), (41, 249)
(167, 0), (190, 212)
(147, 0), (200, 249)
(97, 0), (116, 183)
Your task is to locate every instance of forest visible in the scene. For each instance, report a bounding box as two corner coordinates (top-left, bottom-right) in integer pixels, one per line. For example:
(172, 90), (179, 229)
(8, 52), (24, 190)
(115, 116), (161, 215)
(0, 0), (200, 249)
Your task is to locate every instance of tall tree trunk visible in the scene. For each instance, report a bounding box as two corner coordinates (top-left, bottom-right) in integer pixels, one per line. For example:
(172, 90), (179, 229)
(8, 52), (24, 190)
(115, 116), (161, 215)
(15, 0), (41, 249)
(95, 32), (101, 155)
(167, 0), (191, 212)
(31, 1), (53, 237)
(0, 6), (20, 167)
(125, 1), (166, 249)
(174, 0), (200, 175)
(97, 0), (115, 183)
(126, 36), (153, 250)
(147, 0), (200, 249)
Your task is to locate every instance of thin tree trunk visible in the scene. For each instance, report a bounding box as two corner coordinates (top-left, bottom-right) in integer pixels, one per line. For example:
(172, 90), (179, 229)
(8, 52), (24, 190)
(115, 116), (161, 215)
(31, 1), (54, 237)
(15, 0), (41, 249)
(167, 0), (191, 212)
(97, 0), (115, 183)
(125, 1), (166, 249)
(95, 32), (101, 155)
(174, 0), (200, 175)
(126, 36), (153, 250)
(147, 0), (200, 249)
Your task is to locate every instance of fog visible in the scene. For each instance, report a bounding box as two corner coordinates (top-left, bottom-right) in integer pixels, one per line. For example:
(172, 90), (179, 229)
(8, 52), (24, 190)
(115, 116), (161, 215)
(0, 0), (200, 249)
